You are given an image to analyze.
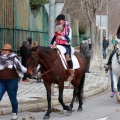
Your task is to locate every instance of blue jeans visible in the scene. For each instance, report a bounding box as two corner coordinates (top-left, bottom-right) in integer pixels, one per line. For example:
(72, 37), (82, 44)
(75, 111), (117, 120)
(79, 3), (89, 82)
(0, 78), (18, 114)
(103, 48), (107, 59)
(110, 69), (120, 92)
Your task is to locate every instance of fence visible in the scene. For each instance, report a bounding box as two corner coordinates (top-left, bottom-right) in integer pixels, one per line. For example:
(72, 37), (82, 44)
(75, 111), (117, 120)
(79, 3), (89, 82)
(0, 0), (49, 52)
(0, 0), (81, 53)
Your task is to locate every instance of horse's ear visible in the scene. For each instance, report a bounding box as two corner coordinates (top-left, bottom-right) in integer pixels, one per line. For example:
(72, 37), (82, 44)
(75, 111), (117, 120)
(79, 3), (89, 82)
(32, 46), (39, 52)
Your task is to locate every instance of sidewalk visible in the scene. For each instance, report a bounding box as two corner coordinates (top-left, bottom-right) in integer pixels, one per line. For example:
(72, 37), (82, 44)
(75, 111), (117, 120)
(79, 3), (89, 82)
(0, 54), (109, 116)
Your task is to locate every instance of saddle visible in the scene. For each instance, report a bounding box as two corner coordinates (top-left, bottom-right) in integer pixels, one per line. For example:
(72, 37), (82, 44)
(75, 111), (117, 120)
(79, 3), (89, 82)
(56, 45), (80, 70)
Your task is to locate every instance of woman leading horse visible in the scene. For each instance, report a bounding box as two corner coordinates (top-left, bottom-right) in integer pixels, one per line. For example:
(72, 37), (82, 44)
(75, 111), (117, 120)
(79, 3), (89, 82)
(26, 45), (87, 119)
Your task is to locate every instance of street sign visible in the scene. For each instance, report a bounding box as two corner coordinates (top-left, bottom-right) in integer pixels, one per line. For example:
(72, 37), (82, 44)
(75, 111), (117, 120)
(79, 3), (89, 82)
(96, 15), (108, 27)
(44, 3), (64, 19)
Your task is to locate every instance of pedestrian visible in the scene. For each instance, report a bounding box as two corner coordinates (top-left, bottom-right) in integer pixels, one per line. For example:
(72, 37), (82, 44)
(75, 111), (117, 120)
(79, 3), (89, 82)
(103, 37), (109, 59)
(27, 37), (32, 47)
(80, 38), (91, 73)
(0, 44), (27, 120)
(50, 14), (74, 82)
(106, 38), (109, 56)
(20, 41), (29, 82)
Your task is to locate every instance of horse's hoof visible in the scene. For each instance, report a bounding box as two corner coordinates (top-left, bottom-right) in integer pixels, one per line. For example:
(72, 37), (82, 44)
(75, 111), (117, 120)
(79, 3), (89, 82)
(66, 106), (72, 115)
(43, 115), (50, 120)
(77, 107), (83, 112)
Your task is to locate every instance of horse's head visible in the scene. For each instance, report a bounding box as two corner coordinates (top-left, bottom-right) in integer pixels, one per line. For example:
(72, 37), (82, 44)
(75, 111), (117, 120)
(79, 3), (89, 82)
(26, 46), (39, 77)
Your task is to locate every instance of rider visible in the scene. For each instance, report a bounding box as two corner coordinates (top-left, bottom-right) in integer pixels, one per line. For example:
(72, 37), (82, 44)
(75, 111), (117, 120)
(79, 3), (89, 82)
(50, 14), (74, 82)
(105, 25), (120, 72)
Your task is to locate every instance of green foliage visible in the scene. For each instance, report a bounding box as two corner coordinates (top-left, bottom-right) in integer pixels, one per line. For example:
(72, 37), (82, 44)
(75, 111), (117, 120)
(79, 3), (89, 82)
(30, 0), (48, 10)
(79, 23), (87, 35)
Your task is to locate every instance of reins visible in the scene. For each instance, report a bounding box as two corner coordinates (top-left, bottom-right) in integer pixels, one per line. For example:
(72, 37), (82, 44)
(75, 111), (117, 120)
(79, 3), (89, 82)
(116, 49), (120, 64)
(36, 48), (61, 78)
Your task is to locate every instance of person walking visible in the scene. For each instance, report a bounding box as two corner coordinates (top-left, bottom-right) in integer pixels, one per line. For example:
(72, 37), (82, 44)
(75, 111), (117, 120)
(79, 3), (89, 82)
(0, 44), (27, 120)
(103, 37), (109, 59)
(80, 39), (91, 73)
(20, 41), (29, 82)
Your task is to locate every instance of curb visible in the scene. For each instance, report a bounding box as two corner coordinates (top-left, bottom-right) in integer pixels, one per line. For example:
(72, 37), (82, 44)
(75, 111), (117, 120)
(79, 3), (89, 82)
(0, 78), (109, 116)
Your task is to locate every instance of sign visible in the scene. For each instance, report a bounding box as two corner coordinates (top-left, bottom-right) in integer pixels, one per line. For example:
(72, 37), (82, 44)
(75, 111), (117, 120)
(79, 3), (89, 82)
(96, 15), (108, 27)
(44, 3), (64, 19)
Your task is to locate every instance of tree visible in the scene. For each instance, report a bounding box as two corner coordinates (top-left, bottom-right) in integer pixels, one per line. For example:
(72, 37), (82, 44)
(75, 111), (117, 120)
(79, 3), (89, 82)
(63, 0), (109, 65)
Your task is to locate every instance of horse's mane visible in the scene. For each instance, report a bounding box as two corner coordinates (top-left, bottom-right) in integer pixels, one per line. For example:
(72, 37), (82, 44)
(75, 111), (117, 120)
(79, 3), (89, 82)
(27, 46), (57, 57)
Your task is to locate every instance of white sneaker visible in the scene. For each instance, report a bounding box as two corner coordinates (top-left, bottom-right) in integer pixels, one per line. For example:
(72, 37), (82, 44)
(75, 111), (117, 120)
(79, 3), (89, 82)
(11, 113), (18, 120)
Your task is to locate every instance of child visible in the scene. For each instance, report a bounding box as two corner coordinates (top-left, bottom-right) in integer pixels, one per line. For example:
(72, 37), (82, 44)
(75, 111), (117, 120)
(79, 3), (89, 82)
(51, 24), (71, 61)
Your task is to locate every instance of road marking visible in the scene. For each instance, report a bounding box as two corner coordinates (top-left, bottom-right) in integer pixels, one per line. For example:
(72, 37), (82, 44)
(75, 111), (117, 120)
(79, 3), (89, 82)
(96, 117), (108, 120)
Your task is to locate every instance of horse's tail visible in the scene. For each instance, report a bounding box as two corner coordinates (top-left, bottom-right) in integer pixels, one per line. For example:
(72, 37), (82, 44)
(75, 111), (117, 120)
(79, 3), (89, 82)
(77, 72), (85, 101)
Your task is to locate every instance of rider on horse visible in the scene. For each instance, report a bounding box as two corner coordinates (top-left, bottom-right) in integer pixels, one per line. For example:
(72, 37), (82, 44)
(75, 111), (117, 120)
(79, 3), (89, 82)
(105, 25), (120, 72)
(50, 14), (74, 81)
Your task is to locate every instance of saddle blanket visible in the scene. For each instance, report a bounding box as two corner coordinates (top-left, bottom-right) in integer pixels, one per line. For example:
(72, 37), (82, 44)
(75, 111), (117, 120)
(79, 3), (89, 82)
(57, 45), (80, 70)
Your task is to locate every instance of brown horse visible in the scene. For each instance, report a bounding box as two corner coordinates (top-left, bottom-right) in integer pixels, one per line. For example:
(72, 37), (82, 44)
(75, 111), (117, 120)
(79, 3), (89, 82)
(26, 46), (87, 119)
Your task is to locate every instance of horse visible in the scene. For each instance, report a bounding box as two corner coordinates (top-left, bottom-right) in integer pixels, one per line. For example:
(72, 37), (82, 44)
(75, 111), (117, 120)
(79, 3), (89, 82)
(26, 46), (87, 119)
(112, 37), (120, 102)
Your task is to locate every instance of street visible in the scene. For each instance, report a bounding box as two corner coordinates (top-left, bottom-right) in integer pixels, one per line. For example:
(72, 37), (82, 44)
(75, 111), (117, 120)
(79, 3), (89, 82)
(0, 88), (120, 120)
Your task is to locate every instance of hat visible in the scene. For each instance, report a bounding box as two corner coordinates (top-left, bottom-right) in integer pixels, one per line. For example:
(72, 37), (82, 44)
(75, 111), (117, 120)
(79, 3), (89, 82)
(55, 14), (65, 21)
(1, 44), (13, 51)
(54, 25), (63, 33)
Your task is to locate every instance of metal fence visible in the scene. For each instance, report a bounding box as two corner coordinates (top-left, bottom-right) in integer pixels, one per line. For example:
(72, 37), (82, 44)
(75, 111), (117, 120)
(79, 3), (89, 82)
(0, 0), (81, 53)
(0, 0), (49, 52)
(0, 0), (14, 48)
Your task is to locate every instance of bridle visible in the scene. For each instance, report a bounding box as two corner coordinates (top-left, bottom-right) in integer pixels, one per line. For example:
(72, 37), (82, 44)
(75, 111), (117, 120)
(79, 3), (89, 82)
(116, 49), (120, 64)
(28, 46), (61, 78)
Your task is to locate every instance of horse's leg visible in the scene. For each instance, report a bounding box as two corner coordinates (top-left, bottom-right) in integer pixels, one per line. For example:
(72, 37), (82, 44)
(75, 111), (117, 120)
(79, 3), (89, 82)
(113, 74), (118, 92)
(69, 87), (78, 108)
(43, 82), (51, 119)
(77, 73), (85, 111)
(113, 74), (120, 102)
(58, 85), (72, 113)
(77, 87), (83, 111)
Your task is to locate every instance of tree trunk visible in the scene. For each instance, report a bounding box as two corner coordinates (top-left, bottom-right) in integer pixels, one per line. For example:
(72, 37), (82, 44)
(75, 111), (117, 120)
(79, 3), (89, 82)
(90, 18), (96, 66)
(95, 26), (100, 60)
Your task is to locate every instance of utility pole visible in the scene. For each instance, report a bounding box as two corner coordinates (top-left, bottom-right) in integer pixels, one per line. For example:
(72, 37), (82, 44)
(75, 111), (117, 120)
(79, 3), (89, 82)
(106, 0), (108, 39)
(48, 0), (55, 44)
(100, 17), (103, 70)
